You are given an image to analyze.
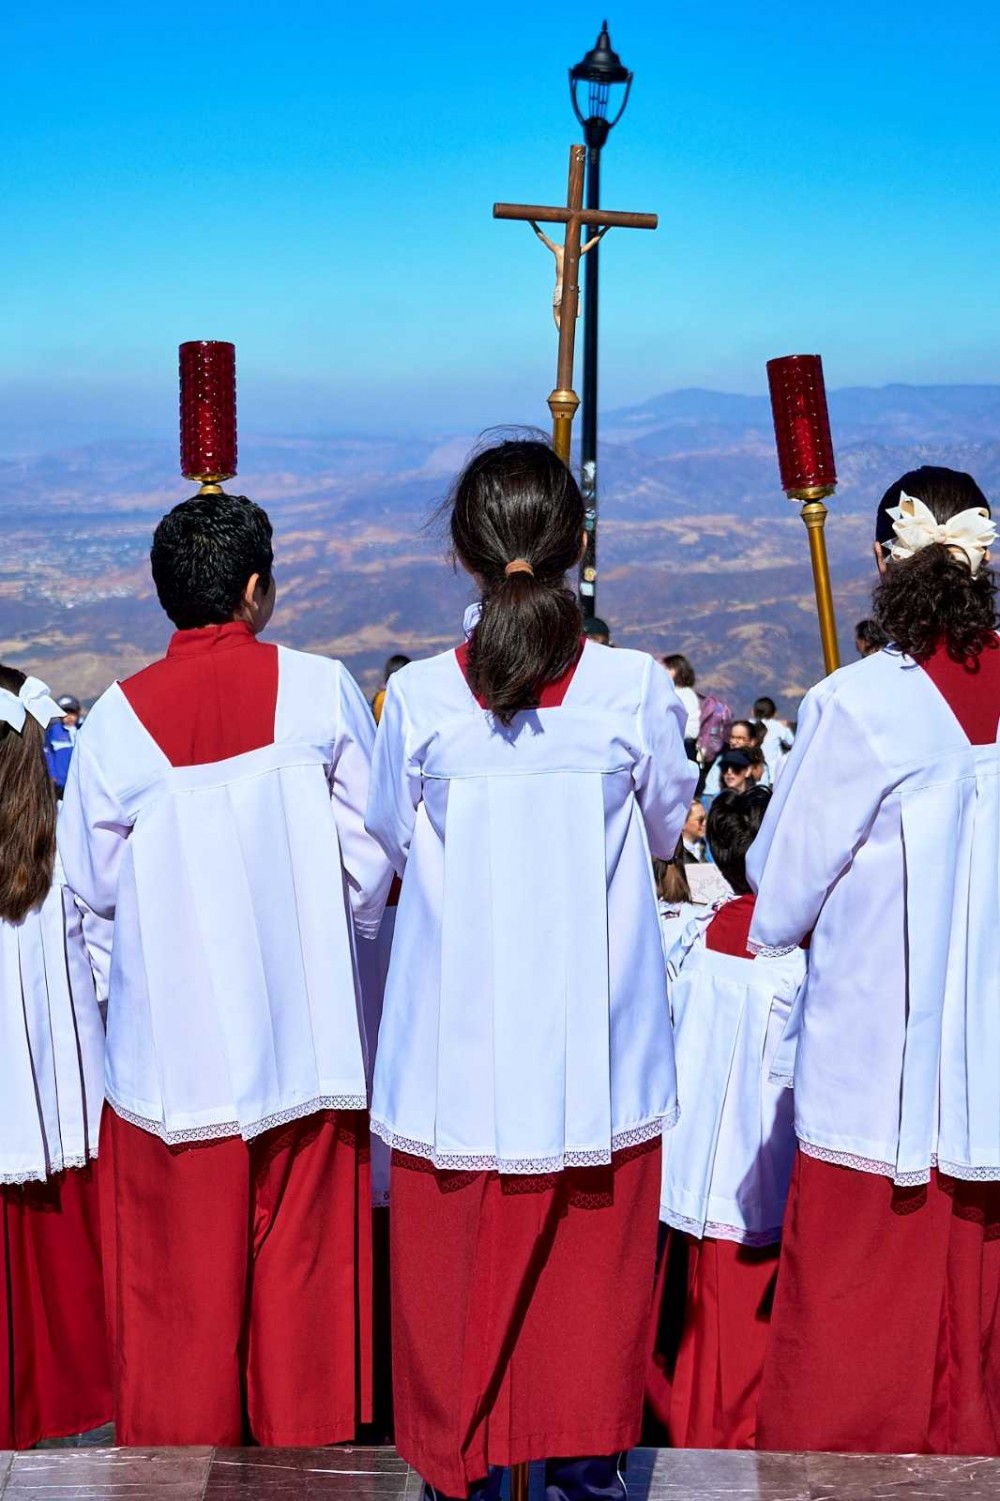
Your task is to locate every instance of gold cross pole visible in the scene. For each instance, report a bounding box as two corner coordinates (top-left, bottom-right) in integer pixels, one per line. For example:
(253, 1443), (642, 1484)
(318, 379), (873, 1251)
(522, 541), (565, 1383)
(494, 145), (657, 465)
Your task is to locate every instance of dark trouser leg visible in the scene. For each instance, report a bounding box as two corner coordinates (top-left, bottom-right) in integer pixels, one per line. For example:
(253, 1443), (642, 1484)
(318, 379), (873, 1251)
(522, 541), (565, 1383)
(420, 1468), (503, 1501)
(544, 1454), (627, 1501)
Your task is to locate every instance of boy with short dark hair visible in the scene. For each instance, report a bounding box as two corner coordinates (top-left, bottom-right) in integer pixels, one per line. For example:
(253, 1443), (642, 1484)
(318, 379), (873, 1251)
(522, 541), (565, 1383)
(753, 696), (794, 780)
(60, 490), (394, 1447)
(647, 787), (803, 1449)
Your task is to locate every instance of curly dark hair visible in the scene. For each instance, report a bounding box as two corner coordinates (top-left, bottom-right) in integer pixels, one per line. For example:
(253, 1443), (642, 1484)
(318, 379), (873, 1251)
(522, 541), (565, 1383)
(872, 466), (997, 665)
(151, 492), (273, 631)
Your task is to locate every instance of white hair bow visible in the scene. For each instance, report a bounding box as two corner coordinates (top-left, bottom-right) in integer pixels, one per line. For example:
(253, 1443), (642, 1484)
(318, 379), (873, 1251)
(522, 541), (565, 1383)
(0, 676), (65, 735)
(887, 491), (997, 575)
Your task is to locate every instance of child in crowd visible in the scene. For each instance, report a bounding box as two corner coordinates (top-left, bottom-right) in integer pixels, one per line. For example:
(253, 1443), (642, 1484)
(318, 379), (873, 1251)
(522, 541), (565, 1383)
(752, 697), (794, 782)
(0, 667), (110, 1448)
(647, 787), (804, 1449)
(655, 843), (701, 955)
(367, 438), (696, 1501)
(662, 654), (700, 756)
(59, 491), (394, 1447)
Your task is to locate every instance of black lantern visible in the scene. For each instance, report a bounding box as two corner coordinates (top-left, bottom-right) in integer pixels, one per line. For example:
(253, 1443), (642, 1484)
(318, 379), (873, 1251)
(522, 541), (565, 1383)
(567, 23), (634, 620)
(569, 21), (633, 150)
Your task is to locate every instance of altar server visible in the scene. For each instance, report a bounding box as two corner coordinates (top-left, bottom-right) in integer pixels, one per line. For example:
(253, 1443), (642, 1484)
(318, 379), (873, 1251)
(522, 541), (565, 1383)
(748, 466), (1000, 1454)
(59, 492), (394, 1447)
(367, 438), (697, 1501)
(648, 787), (803, 1449)
(0, 667), (110, 1449)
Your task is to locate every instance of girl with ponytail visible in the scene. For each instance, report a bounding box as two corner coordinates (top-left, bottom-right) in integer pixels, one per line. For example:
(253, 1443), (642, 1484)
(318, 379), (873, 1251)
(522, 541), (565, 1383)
(367, 437), (697, 1501)
(0, 665), (110, 1447)
(746, 465), (1000, 1455)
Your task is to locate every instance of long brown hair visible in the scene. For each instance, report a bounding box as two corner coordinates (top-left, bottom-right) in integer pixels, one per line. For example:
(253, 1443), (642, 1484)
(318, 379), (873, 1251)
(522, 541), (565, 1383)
(654, 846), (692, 906)
(872, 466), (997, 664)
(449, 439), (584, 724)
(0, 665), (58, 922)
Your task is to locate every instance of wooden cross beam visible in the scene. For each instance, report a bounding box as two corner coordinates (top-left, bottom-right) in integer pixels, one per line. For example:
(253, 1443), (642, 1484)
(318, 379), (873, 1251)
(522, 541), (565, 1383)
(494, 144), (657, 464)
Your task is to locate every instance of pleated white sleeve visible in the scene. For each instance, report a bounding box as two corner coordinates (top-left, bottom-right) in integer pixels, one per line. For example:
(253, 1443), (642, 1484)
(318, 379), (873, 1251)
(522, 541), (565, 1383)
(329, 663), (396, 938)
(366, 674), (421, 875)
(73, 894), (114, 1011)
(59, 731), (131, 924)
(633, 657), (699, 860)
(747, 679), (886, 952)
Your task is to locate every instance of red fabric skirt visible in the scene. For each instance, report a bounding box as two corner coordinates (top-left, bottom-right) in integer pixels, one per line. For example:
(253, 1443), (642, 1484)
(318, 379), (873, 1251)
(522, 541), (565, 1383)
(390, 1138), (661, 1497)
(0, 1164), (111, 1449)
(646, 1230), (779, 1449)
(100, 1105), (372, 1446)
(757, 1151), (1000, 1454)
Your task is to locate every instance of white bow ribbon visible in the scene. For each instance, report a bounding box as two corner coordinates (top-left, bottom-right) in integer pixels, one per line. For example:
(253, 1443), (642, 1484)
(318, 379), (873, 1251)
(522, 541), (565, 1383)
(888, 491), (997, 575)
(0, 676), (65, 735)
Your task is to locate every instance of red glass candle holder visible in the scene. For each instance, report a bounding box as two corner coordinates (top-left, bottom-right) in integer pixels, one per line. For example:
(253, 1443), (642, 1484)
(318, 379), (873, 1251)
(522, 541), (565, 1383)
(766, 354), (836, 499)
(179, 340), (237, 484)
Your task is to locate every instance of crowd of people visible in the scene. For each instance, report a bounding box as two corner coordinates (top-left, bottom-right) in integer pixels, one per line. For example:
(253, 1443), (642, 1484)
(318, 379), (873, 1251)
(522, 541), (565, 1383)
(1, 446), (998, 1495)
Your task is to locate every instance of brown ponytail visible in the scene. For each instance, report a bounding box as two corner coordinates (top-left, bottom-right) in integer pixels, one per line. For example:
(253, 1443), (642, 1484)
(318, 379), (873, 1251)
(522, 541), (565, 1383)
(450, 439), (584, 724)
(872, 467), (997, 664)
(0, 664), (58, 922)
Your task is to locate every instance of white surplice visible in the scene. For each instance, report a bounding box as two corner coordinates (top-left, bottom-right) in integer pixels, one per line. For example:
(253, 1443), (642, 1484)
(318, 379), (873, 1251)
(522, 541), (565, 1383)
(660, 911), (804, 1244)
(366, 640), (698, 1173)
(1, 860), (106, 1184)
(748, 644), (1000, 1186)
(58, 647), (394, 1146)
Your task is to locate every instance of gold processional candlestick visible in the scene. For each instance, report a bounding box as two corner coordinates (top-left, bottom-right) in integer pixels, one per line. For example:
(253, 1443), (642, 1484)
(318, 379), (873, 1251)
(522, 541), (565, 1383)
(180, 340), (238, 495)
(494, 145), (657, 467)
(766, 354), (841, 675)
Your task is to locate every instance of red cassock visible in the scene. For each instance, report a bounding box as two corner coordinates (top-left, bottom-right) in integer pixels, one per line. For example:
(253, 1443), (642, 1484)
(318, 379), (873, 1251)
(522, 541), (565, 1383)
(99, 623), (372, 1446)
(390, 1139), (662, 1498)
(645, 897), (780, 1450)
(0, 1167), (111, 1449)
(757, 644), (1000, 1455)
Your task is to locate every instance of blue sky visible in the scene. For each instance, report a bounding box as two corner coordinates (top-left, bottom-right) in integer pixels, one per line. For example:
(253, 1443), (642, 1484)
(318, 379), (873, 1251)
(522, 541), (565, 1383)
(3, 1), (1000, 443)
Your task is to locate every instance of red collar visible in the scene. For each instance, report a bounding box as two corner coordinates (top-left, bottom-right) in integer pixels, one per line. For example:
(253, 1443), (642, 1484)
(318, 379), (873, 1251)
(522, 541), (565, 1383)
(919, 635), (1000, 746)
(455, 638), (585, 711)
(166, 620), (259, 658)
(705, 893), (757, 958)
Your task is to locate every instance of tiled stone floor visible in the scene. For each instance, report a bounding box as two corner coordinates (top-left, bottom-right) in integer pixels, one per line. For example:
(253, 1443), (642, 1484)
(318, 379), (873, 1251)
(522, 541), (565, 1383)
(3, 1448), (1000, 1500)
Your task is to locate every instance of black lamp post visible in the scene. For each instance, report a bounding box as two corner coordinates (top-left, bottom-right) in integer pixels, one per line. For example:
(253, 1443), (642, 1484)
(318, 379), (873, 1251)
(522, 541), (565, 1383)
(570, 22), (633, 621)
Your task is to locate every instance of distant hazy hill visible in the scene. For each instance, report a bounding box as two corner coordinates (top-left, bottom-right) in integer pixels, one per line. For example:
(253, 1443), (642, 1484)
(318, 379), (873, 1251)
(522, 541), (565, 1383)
(2, 383), (999, 716)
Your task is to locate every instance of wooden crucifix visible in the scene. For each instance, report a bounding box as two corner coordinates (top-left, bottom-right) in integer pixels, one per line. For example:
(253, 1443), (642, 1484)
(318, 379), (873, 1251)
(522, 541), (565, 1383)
(494, 144), (657, 465)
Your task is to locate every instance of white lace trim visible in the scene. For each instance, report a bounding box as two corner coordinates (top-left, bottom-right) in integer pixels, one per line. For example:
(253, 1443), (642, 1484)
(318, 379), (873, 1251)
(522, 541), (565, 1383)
(0, 1152), (90, 1186)
(108, 1092), (368, 1146)
(747, 937), (800, 959)
(661, 1206), (782, 1247)
(370, 1111), (674, 1174)
(937, 1157), (1000, 1183)
(799, 1139), (932, 1186)
(799, 1140), (1000, 1187)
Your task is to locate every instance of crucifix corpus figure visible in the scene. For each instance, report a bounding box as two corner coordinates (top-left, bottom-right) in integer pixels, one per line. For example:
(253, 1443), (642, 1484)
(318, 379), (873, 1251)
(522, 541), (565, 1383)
(494, 144), (657, 464)
(530, 220), (607, 330)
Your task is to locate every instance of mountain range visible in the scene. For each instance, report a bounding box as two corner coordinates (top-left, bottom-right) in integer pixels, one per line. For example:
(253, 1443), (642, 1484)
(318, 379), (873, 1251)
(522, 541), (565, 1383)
(2, 383), (999, 717)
